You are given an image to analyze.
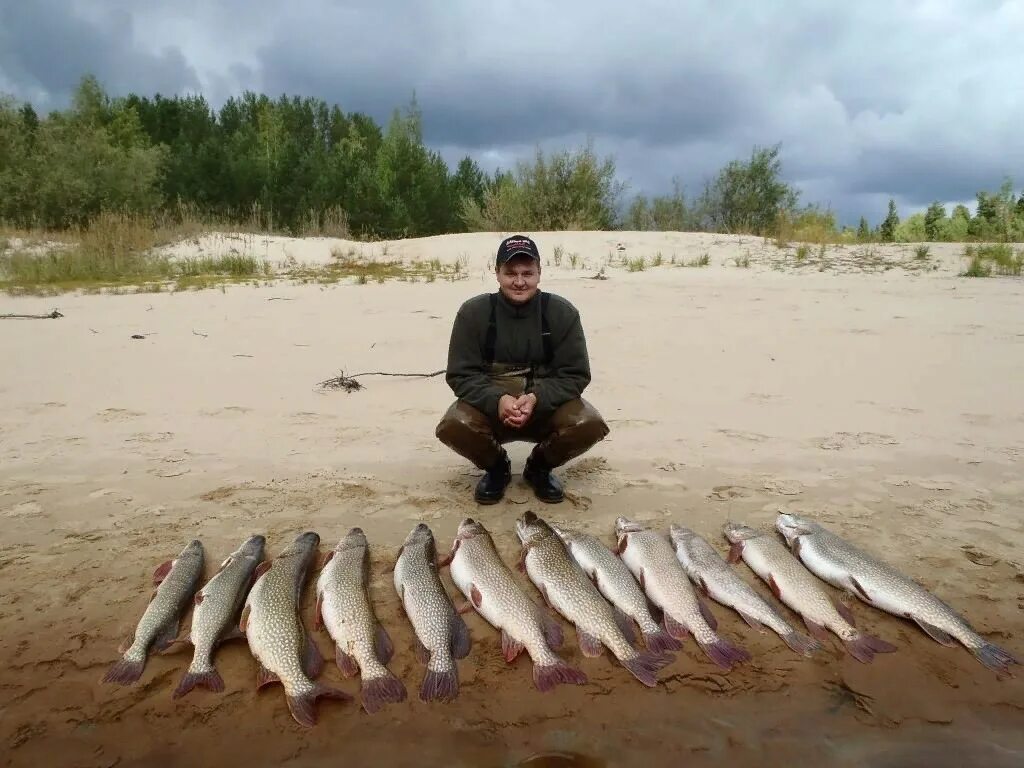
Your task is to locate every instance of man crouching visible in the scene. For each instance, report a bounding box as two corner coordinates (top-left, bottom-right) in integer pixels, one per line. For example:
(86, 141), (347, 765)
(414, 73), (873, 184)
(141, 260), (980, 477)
(435, 234), (610, 504)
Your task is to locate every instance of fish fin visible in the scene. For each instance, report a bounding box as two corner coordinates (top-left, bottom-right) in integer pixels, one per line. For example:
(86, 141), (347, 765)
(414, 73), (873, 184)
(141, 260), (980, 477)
(577, 628), (605, 658)
(646, 599), (664, 624)
(420, 664), (458, 703)
(538, 583), (553, 609)
(256, 663), (280, 689)
(849, 576), (872, 604)
(642, 628), (683, 654)
(313, 592), (324, 631)
(697, 636), (751, 670)
(194, 591), (205, 606)
(436, 539), (458, 568)
(664, 613), (690, 642)
(782, 630), (823, 657)
(791, 536), (803, 558)
(117, 635), (134, 655)
(727, 542), (744, 564)
(589, 569), (600, 590)
(152, 559), (174, 585)
(450, 612), (471, 659)
(637, 567), (645, 590)
(621, 650), (674, 687)
(831, 596), (857, 627)
(375, 622), (394, 664)
(913, 618), (958, 647)
(613, 607), (638, 647)
(533, 659), (588, 692)
(516, 547), (527, 573)
(239, 604), (250, 634)
(336, 646), (360, 677)
(470, 583), (483, 609)
(102, 656), (145, 685)
(694, 575), (710, 598)
(286, 683), (352, 727)
(538, 607), (564, 650)
(413, 636), (431, 665)
(502, 629), (525, 662)
(803, 618), (832, 644)
(253, 560), (272, 582)
(455, 600), (475, 615)
(697, 597), (718, 631)
(172, 667), (225, 699)
(152, 620), (181, 654)
(736, 609), (766, 633)
(218, 625), (245, 644)
(614, 535), (627, 555)
(768, 575), (783, 601)
(972, 642), (1020, 676)
(361, 671), (407, 714)
(843, 632), (898, 663)
(156, 638), (192, 656)
(303, 633), (324, 679)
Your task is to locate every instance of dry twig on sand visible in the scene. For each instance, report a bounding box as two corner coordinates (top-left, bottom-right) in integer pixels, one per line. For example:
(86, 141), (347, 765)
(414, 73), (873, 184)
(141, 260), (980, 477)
(1, 309), (64, 320)
(316, 368), (447, 393)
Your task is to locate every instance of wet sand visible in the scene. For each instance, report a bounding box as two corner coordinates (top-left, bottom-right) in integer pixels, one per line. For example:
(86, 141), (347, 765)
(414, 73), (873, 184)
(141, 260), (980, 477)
(1, 232), (1022, 767)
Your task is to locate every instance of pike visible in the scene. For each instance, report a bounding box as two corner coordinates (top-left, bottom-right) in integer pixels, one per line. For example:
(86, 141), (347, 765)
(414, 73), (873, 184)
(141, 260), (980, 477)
(669, 525), (821, 657)
(615, 517), (751, 670)
(723, 521), (897, 663)
(103, 539), (205, 685)
(552, 524), (682, 655)
(776, 513), (1020, 676)
(240, 531), (351, 727)
(443, 517), (588, 691)
(516, 511), (674, 687)
(393, 523), (471, 702)
(315, 527), (407, 713)
(172, 534), (266, 698)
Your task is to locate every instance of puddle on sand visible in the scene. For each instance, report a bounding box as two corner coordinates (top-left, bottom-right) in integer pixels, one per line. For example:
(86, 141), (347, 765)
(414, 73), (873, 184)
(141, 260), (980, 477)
(517, 752), (604, 768)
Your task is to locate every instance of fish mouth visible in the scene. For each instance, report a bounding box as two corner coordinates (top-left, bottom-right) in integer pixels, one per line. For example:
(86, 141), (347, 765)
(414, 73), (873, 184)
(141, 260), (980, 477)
(614, 517), (645, 536)
(775, 513), (815, 544)
(340, 528), (368, 549)
(404, 523), (434, 545)
(238, 535), (267, 556)
(294, 531), (320, 547)
(722, 521), (759, 543)
(668, 524), (696, 543)
(456, 518), (486, 539)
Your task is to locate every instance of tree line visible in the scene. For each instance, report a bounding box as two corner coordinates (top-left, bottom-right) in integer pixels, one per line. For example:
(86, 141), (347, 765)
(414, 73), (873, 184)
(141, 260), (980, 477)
(2, 75), (1023, 243)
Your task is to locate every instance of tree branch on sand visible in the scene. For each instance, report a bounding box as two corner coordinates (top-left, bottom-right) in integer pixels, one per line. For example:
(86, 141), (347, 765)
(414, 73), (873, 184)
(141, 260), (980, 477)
(316, 368), (447, 393)
(0, 310), (64, 319)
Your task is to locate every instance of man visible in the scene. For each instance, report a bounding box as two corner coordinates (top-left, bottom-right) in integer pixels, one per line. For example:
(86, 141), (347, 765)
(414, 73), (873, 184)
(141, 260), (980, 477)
(435, 234), (610, 504)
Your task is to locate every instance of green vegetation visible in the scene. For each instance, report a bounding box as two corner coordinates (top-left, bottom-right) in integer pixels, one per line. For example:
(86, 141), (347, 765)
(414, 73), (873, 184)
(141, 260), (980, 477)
(961, 244), (1023, 277)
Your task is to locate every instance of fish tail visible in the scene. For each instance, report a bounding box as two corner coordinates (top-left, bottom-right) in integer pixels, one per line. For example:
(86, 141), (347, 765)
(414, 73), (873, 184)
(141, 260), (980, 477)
(781, 630), (823, 657)
(360, 671), (407, 714)
(843, 632), (898, 663)
(642, 628), (683, 654)
(532, 659), (588, 692)
(620, 650), (674, 687)
(973, 642), (1020, 676)
(172, 665), (225, 699)
(286, 683), (353, 728)
(697, 636), (752, 670)
(420, 660), (459, 703)
(102, 652), (145, 685)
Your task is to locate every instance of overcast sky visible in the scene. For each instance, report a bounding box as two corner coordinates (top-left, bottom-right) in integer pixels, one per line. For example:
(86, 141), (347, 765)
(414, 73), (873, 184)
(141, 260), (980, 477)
(2, 0), (1022, 225)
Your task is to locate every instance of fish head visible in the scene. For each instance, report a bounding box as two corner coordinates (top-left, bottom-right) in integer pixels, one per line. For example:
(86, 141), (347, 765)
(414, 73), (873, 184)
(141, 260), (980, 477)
(668, 524), (699, 548)
(403, 522), (434, 546)
(235, 534), (267, 561)
(515, 510), (554, 547)
(548, 522), (576, 545)
(276, 531), (320, 563)
(455, 517), (489, 541)
(613, 516), (647, 553)
(338, 527), (368, 551)
(178, 539), (204, 563)
(775, 513), (819, 546)
(722, 521), (761, 543)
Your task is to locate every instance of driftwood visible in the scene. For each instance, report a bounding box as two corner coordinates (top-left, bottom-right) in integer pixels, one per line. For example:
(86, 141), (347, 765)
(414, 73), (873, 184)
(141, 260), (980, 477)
(317, 369), (447, 393)
(0, 310), (64, 319)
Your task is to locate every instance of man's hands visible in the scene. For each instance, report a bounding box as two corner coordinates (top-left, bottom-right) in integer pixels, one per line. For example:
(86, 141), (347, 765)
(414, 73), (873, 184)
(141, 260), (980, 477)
(499, 393), (538, 429)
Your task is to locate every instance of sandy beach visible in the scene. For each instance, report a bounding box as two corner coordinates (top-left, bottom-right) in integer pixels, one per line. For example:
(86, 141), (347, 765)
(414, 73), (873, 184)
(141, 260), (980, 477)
(1, 230), (1022, 767)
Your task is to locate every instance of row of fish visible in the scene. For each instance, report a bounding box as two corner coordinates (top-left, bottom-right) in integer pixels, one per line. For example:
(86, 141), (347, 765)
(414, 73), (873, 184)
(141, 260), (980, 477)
(102, 511), (1019, 727)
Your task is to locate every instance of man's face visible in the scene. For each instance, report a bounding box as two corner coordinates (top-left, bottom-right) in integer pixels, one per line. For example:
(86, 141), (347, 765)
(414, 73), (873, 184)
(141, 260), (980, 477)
(496, 256), (541, 304)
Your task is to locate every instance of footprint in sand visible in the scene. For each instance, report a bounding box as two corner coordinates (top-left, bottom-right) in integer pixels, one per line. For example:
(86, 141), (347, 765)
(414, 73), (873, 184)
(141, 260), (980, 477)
(124, 432), (174, 444)
(199, 406), (253, 417)
(4, 501), (43, 518)
(816, 432), (899, 451)
(27, 402), (67, 415)
(761, 477), (803, 496)
(717, 429), (771, 443)
(88, 488), (134, 503)
(708, 485), (755, 501)
(95, 408), (145, 422)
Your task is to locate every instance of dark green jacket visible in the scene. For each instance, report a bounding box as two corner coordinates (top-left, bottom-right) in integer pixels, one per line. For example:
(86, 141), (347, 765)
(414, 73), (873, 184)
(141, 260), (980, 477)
(444, 290), (592, 421)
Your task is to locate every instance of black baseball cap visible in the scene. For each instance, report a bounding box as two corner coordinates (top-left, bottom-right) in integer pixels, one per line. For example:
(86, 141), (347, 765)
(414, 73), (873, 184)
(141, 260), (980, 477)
(495, 234), (541, 267)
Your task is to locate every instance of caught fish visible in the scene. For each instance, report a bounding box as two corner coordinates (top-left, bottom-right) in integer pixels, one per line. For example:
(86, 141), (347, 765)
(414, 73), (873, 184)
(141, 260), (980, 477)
(669, 525), (821, 657)
(615, 517), (750, 670)
(315, 527), (407, 713)
(516, 511), (673, 687)
(103, 539), (205, 685)
(444, 517), (587, 692)
(393, 523), (471, 702)
(776, 513), (1020, 676)
(552, 524), (682, 655)
(172, 534), (266, 698)
(723, 521), (896, 663)
(241, 531), (351, 727)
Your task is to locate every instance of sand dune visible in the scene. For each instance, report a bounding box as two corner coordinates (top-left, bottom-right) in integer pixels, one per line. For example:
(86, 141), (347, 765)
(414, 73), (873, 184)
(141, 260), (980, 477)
(1, 231), (1022, 767)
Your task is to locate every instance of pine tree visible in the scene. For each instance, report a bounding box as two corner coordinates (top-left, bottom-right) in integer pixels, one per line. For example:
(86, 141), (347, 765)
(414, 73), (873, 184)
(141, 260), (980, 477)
(879, 199), (899, 242)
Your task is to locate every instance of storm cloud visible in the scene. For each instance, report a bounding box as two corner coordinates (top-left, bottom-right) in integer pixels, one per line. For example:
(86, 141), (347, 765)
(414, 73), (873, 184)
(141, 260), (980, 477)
(2, 0), (1022, 224)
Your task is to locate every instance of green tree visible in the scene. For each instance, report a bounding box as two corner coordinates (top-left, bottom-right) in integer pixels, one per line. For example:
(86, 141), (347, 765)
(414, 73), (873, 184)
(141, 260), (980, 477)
(857, 216), (870, 241)
(696, 144), (799, 235)
(879, 199), (899, 242)
(924, 201), (946, 241)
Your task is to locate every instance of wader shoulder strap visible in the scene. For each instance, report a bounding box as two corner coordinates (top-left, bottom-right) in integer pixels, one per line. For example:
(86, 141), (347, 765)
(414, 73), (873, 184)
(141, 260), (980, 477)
(483, 292), (553, 365)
